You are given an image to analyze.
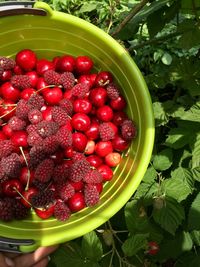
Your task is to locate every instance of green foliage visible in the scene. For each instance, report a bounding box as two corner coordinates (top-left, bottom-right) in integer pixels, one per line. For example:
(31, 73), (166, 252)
(46, 0), (200, 266)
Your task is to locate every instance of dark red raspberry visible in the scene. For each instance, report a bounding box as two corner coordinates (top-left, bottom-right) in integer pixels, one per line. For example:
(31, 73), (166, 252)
(83, 169), (103, 184)
(54, 201), (71, 221)
(1, 153), (22, 177)
(44, 70), (60, 85)
(37, 120), (59, 138)
(32, 180), (50, 191)
(16, 99), (31, 120)
(106, 83), (120, 100)
(28, 94), (45, 110)
(0, 67), (3, 78)
(59, 72), (75, 90)
(0, 56), (16, 70)
(53, 163), (70, 184)
(121, 119), (137, 141)
(52, 106), (69, 127)
(26, 124), (37, 134)
(13, 200), (30, 220)
(99, 122), (116, 141)
(8, 116), (26, 131)
(0, 197), (14, 221)
(71, 83), (89, 98)
(56, 127), (72, 149)
(84, 184), (100, 207)
(0, 140), (15, 159)
(58, 99), (73, 116)
(41, 135), (59, 155)
(71, 152), (86, 162)
(56, 182), (75, 202)
(30, 189), (55, 208)
(34, 159), (54, 183)
(29, 145), (47, 169)
(69, 159), (90, 182)
(28, 109), (42, 124)
(27, 131), (43, 147)
(11, 75), (31, 90)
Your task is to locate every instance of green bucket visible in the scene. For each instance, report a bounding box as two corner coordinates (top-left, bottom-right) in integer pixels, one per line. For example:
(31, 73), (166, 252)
(0, 1), (154, 253)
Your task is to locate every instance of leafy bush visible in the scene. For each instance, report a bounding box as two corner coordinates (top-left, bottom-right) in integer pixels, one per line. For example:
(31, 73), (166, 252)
(44, 0), (200, 266)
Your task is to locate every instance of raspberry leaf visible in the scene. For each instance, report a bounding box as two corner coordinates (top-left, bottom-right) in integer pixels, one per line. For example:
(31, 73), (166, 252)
(188, 192), (200, 231)
(122, 233), (149, 257)
(153, 148), (173, 171)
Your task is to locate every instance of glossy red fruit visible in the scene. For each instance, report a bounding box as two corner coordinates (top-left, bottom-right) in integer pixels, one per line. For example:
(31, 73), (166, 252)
(11, 130), (28, 147)
(85, 140), (95, 155)
(64, 147), (74, 158)
(20, 88), (36, 100)
(26, 71), (39, 88)
(43, 86), (63, 105)
(36, 59), (54, 76)
(35, 203), (55, 219)
(13, 65), (23, 75)
(72, 132), (88, 152)
(95, 71), (113, 87)
(75, 55), (93, 74)
(2, 124), (14, 137)
(86, 154), (103, 168)
(96, 105), (114, 122)
(41, 106), (52, 121)
(147, 241), (159, 255)
(69, 180), (84, 191)
(15, 49), (37, 71)
(85, 122), (99, 140)
(112, 135), (129, 152)
(1, 70), (12, 82)
(68, 192), (86, 212)
(112, 111), (128, 126)
(1, 82), (20, 102)
(71, 113), (91, 132)
(36, 77), (48, 91)
(78, 73), (96, 88)
(3, 179), (23, 197)
(73, 99), (92, 114)
(0, 100), (16, 121)
(110, 95), (127, 110)
(21, 187), (38, 208)
(19, 167), (35, 186)
(89, 87), (107, 107)
(56, 55), (76, 72)
(95, 141), (113, 157)
(50, 150), (64, 164)
(105, 152), (121, 167)
(94, 183), (103, 193)
(97, 164), (113, 181)
(0, 131), (7, 141)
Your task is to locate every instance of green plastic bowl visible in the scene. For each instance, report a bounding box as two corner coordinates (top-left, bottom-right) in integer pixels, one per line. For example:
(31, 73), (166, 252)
(0, 2), (154, 252)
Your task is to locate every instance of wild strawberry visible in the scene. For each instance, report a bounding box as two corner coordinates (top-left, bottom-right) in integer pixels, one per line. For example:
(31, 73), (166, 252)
(34, 159), (54, 183)
(59, 72), (75, 90)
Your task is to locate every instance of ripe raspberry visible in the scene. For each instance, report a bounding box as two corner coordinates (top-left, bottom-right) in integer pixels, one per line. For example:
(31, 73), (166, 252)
(26, 124), (37, 134)
(121, 119), (137, 141)
(27, 131), (43, 147)
(69, 159), (90, 182)
(99, 122), (116, 141)
(56, 127), (72, 149)
(8, 116), (26, 131)
(0, 198), (14, 221)
(0, 56), (15, 70)
(28, 109), (43, 124)
(16, 99), (31, 120)
(53, 163), (70, 183)
(44, 70), (61, 85)
(106, 83), (120, 100)
(83, 169), (103, 184)
(11, 75), (31, 90)
(1, 153), (22, 177)
(59, 72), (75, 90)
(0, 140), (15, 159)
(30, 190), (55, 208)
(28, 94), (45, 110)
(34, 159), (54, 183)
(13, 200), (29, 220)
(58, 99), (73, 116)
(0, 67), (3, 78)
(32, 180), (50, 191)
(71, 152), (86, 162)
(71, 83), (89, 98)
(56, 182), (75, 202)
(37, 120), (59, 138)
(54, 201), (71, 221)
(29, 145), (47, 169)
(52, 106), (69, 127)
(19, 150), (30, 166)
(84, 184), (100, 207)
(0, 164), (9, 183)
(41, 135), (59, 155)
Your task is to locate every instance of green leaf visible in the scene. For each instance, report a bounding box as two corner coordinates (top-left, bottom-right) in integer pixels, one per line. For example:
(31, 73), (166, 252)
(153, 101), (169, 126)
(191, 230), (200, 246)
(181, 102), (200, 122)
(178, 22), (200, 49)
(81, 231), (103, 261)
(153, 148), (173, 171)
(153, 196), (185, 235)
(175, 251), (200, 267)
(142, 166), (157, 183)
(188, 192), (200, 230)
(122, 233), (149, 256)
(161, 52), (172, 65)
(192, 167), (200, 182)
(147, 8), (166, 38)
(79, 2), (98, 13)
(134, 181), (158, 199)
(181, 0), (200, 16)
(191, 133), (200, 169)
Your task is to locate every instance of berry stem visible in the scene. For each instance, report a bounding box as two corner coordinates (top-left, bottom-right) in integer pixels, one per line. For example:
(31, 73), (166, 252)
(13, 187), (33, 207)
(19, 146), (30, 191)
(0, 107), (16, 119)
(35, 84), (62, 94)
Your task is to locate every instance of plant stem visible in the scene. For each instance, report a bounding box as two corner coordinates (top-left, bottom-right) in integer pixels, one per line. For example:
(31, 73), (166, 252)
(111, 0), (149, 37)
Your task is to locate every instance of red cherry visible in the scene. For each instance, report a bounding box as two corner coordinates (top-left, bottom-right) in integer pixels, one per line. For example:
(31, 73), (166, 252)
(89, 87), (107, 107)
(11, 130), (28, 147)
(112, 111), (128, 126)
(78, 74), (96, 88)
(41, 106), (52, 121)
(15, 49), (37, 71)
(35, 203), (55, 219)
(72, 132), (88, 152)
(1, 82), (20, 102)
(73, 99), (92, 114)
(0, 131), (7, 141)
(147, 241), (159, 255)
(56, 55), (76, 72)
(105, 152), (121, 167)
(85, 122), (99, 140)
(97, 164), (113, 181)
(95, 71), (113, 87)
(112, 135), (129, 152)
(95, 141), (113, 157)
(21, 187), (38, 208)
(64, 147), (74, 158)
(60, 121), (72, 132)
(36, 59), (54, 76)
(68, 192), (86, 212)
(0, 100), (16, 121)
(75, 56), (93, 74)
(94, 183), (103, 193)
(1, 70), (12, 82)
(96, 105), (114, 122)
(86, 154), (103, 168)
(85, 140), (95, 155)
(20, 88), (36, 100)
(110, 95), (127, 110)
(2, 124), (14, 137)
(13, 65), (23, 75)
(71, 113), (91, 132)
(3, 179), (23, 197)
(26, 71), (39, 88)
(50, 150), (64, 164)
(43, 87), (63, 105)
(52, 56), (60, 67)
(69, 180), (84, 191)
(19, 167), (35, 186)
(36, 77), (48, 91)
(63, 90), (73, 100)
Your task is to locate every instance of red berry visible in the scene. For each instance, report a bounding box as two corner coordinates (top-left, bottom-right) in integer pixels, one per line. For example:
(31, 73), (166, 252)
(147, 241), (159, 255)
(19, 167), (35, 186)
(1, 82), (20, 102)
(96, 105), (113, 122)
(75, 56), (93, 74)
(3, 179), (23, 197)
(26, 71), (39, 88)
(2, 124), (14, 138)
(11, 130), (28, 147)
(112, 111), (128, 126)
(41, 106), (52, 121)
(43, 86), (63, 105)
(56, 55), (76, 72)
(112, 135), (129, 152)
(35, 203), (55, 219)
(95, 141), (113, 157)
(21, 187), (38, 208)
(95, 71), (113, 87)
(89, 87), (107, 107)
(69, 180), (84, 191)
(1, 70), (12, 82)
(86, 155), (103, 168)
(110, 95), (126, 110)
(68, 192), (85, 212)
(85, 122), (99, 140)
(36, 77), (48, 91)
(15, 49), (37, 71)
(0, 131), (7, 141)
(72, 132), (88, 152)
(71, 113), (91, 132)
(73, 99), (92, 114)
(36, 59), (54, 76)
(20, 88), (36, 100)
(97, 164), (113, 181)
(105, 152), (121, 167)
(85, 140), (95, 155)
(84, 184), (99, 207)
(0, 100), (16, 121)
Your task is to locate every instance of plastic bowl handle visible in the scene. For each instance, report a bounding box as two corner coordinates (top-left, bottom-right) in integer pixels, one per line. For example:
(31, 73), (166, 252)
(0, 236), (35, 253)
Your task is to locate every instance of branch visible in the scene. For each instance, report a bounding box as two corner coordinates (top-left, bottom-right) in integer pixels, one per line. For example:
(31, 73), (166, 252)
(111, 0), (149, 37)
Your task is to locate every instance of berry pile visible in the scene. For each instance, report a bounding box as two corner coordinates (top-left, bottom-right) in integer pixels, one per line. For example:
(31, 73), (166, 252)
(0, 49), (137, 222)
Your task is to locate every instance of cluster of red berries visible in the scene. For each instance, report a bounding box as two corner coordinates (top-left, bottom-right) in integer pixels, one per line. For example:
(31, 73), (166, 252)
(0, 49), (136, 222)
